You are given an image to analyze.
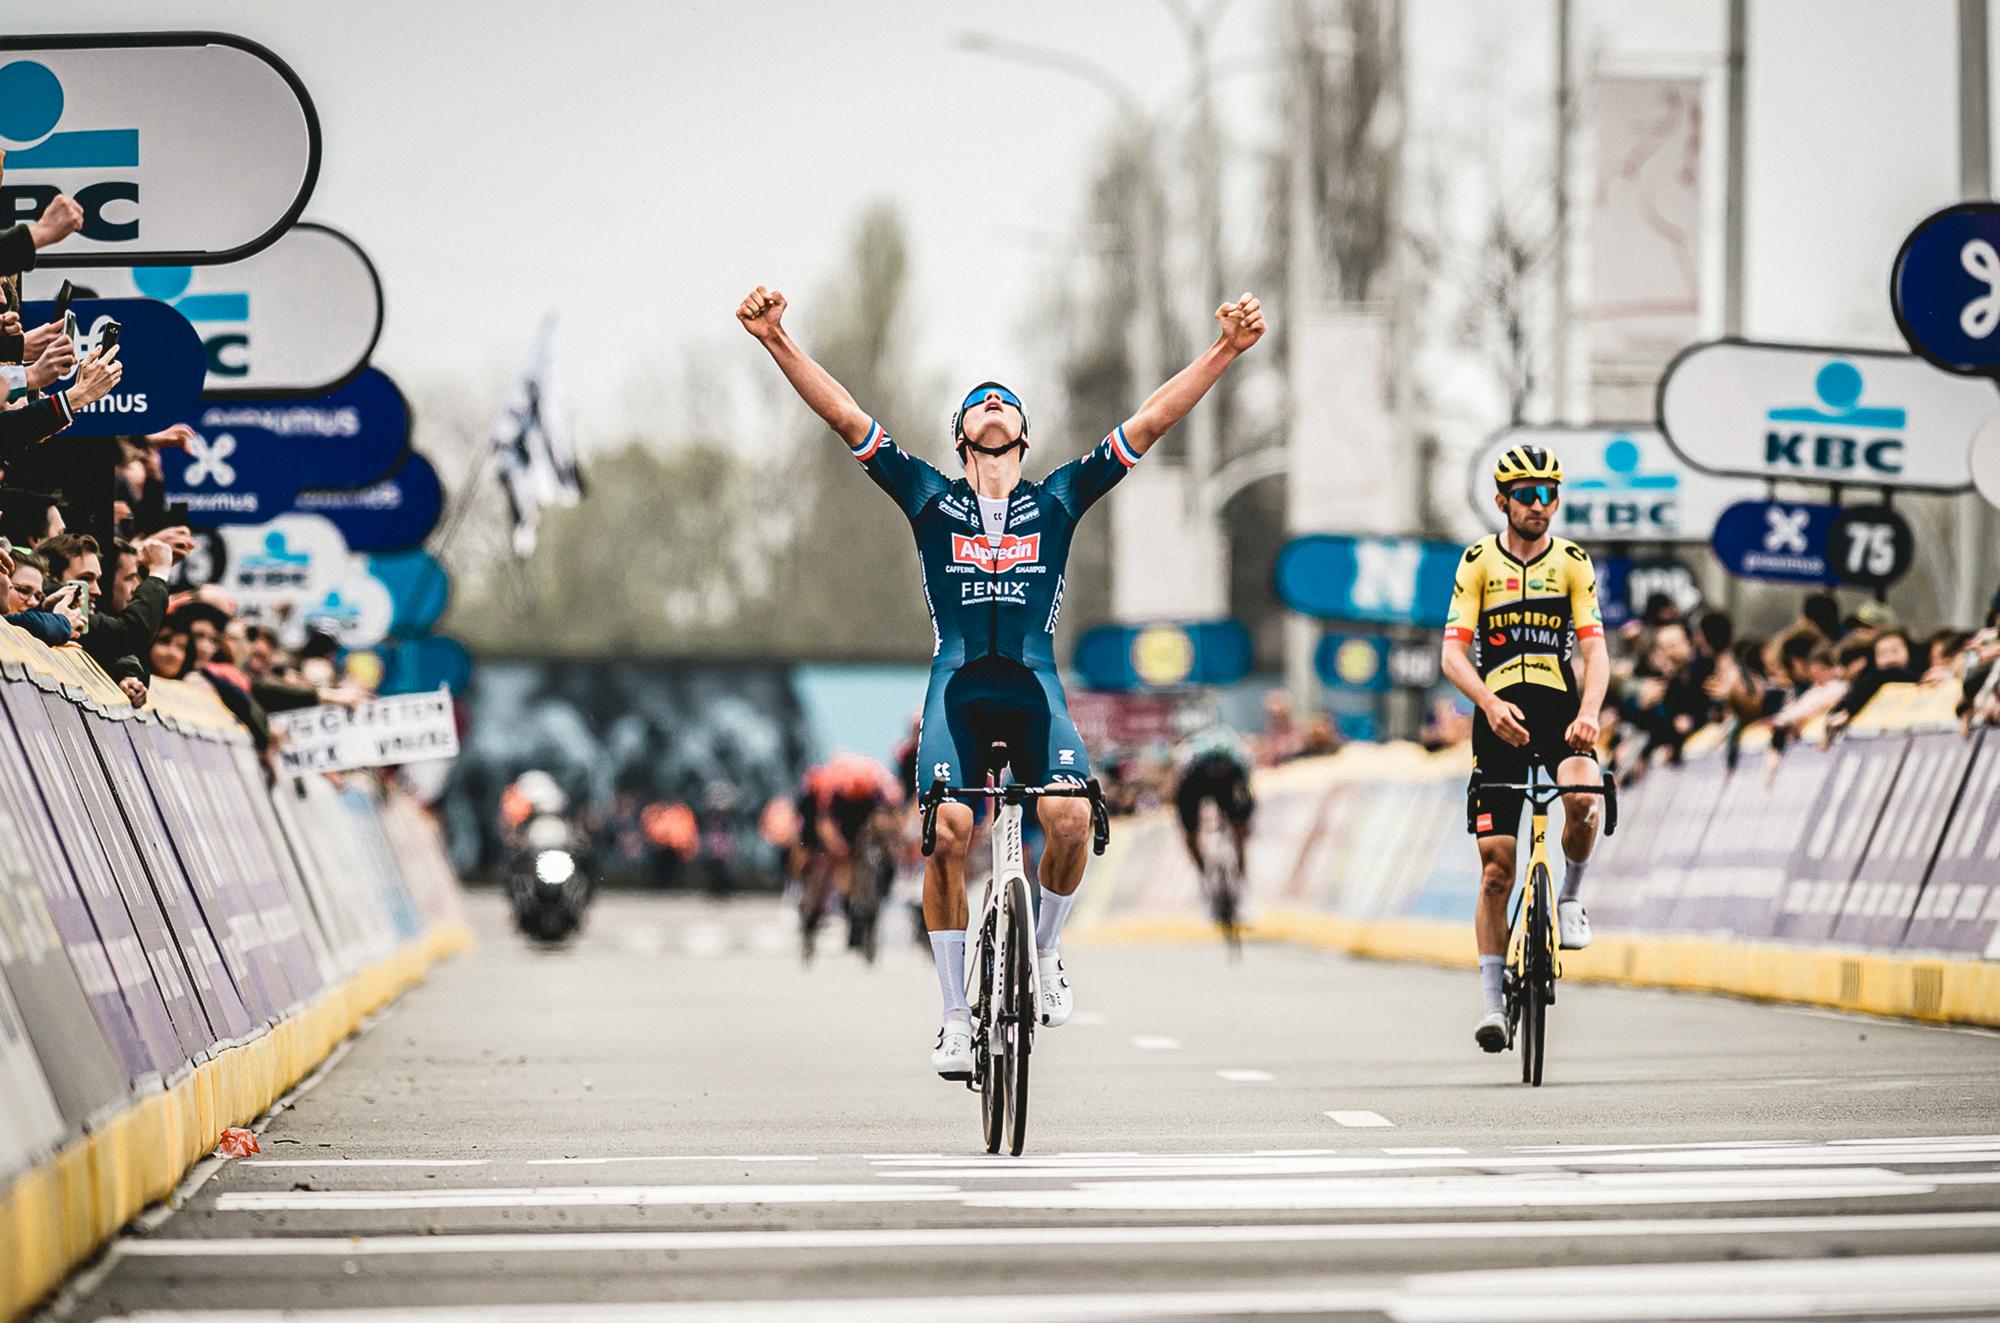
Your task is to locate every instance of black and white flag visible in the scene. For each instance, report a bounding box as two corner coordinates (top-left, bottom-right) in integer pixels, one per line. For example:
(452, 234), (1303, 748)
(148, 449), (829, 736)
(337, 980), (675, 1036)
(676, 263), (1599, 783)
(492, 317), (584, 555)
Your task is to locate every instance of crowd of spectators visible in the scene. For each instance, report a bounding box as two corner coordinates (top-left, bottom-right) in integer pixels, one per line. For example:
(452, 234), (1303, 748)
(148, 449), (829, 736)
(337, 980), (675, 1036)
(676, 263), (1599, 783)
(4, 188), (370, 768)
(1606, 584), (2000, 778)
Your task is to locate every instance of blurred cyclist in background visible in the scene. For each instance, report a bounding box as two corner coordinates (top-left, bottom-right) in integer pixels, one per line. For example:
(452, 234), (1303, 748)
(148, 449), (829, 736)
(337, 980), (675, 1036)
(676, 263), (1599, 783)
(1172, 722), (1255, 882)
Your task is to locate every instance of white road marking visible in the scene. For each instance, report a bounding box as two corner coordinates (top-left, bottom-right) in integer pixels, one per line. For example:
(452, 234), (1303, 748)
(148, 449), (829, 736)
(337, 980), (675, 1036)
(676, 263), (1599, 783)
(524, 1155), (818, 1167)
(1216, 1069), (1273, 1082)
(1067, 1010), (1109, 1026)
(1769, 1001), (2000, 1040)
(244, 1159), (491, 1169)
(1384, 1147), (1466, 1155)
(1130, 1035), (1181, 1051)
(213, 1184), (962, 1212)
(1327, 1110), (1394, 1128)
(681, 922), (731, 958)
(112, 1209), (2000, 1258)
(88, 1252), (2000, 1321)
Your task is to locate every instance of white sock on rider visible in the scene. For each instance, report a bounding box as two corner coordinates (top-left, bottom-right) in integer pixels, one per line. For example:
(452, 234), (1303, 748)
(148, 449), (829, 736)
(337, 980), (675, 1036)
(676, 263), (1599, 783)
(1560, 853), (1588, 903)
(1036, 885), (1076, 956)
(1478, 955), (1505, 1015)
(929, 930), (969, 1025)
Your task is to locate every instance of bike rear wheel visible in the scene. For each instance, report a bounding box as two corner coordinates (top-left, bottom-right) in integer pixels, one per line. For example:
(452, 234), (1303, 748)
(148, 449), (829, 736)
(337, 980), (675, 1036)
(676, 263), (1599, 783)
(977, 912), (1005, 1154)
(1523, 864), (1551, 1087)
(1003, 877), (1034, 1156)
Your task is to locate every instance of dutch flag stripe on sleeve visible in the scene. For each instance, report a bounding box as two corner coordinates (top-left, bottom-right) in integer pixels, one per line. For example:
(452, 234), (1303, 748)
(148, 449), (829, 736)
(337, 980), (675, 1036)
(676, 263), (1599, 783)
(851, 419), (885, 462)
(1107, 425), (1140, 468)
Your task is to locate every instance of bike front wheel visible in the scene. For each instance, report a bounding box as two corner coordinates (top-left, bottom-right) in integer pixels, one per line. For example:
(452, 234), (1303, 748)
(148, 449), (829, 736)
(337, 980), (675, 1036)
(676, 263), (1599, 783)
(978, 913), (1005, 1154)
(1522, 864), (1551, 1087)
(1004, 877), (1035, 1156)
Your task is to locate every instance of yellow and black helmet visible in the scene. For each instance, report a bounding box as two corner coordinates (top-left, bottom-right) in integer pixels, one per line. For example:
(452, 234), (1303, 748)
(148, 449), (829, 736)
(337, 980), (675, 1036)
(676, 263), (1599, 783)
(1493, 444), (1563, 489)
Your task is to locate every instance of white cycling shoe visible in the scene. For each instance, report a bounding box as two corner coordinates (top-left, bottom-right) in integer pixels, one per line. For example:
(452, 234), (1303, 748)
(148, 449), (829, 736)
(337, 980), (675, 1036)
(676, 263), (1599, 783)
(931, 1019), (973, 1080)
(1558, 900), (1593, 950)
(1038, 952), (1073, 1028)
(1474, 1009), (1508, 1053)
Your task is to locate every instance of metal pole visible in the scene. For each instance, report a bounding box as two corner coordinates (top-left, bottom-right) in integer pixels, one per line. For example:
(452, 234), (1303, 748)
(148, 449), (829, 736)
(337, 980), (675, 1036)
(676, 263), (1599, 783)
(1960, 0), (1992, 629)
(1284, 2), (1322, 712)
(1722, 0), (1748, 337)
(1552, 0), (1573, 423)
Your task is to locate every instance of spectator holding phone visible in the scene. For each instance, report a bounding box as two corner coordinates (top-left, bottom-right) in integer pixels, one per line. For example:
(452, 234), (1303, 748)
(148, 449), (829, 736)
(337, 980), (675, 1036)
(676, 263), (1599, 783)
(4, 548), (83, 645)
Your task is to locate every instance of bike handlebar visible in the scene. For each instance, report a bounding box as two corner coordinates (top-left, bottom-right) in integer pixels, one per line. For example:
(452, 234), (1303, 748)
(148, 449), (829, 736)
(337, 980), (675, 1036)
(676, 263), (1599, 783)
(1466, 755), (1619, 838)
(919, 777), (1111, 859)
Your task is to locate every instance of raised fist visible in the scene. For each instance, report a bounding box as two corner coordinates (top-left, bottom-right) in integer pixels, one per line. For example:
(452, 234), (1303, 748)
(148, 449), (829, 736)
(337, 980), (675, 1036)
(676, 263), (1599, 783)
(1216, 293), (1265, 354)
(736, 285), (788, 341)
(29, 194), (85, 249)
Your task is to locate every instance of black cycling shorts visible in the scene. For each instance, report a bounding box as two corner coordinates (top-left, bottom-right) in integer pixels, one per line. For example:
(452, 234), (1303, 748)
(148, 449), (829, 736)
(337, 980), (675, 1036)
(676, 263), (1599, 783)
(1469, 689), (1596, 840)
(826, 791), (881, 847)
(1175, 753), (1255, 837)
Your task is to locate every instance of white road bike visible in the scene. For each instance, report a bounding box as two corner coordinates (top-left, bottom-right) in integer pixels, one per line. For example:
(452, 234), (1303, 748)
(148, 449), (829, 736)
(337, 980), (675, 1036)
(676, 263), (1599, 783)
(921, 748), (1108, 1156)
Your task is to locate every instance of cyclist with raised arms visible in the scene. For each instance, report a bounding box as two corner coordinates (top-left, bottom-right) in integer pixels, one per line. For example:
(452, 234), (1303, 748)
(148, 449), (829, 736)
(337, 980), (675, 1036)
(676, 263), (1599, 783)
(1440, 445), (1609, 1053)
(739, 283), (1264, 1078)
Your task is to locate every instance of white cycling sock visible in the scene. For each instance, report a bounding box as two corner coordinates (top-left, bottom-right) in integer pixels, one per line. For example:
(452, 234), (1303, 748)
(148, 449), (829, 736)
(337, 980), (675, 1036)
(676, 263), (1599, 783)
(930, 930), (968, 1023)
(1561, 853), (1589, 903)
(1478, 955), (1505, 1015)
(1036, 885), (1076, 955)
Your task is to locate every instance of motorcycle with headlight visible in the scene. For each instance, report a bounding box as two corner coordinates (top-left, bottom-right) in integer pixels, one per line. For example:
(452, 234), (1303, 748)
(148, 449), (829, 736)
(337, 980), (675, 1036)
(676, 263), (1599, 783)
(506, 811), (594, 943)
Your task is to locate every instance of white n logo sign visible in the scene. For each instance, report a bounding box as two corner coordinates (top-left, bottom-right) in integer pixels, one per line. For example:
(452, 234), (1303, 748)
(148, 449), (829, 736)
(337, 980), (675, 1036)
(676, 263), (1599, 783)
(1351, 539), (1420, 615)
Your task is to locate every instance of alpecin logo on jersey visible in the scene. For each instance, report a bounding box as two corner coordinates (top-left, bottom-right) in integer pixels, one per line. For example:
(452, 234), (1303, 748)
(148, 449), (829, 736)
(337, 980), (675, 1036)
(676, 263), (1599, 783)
(951, 532), (1041, 573)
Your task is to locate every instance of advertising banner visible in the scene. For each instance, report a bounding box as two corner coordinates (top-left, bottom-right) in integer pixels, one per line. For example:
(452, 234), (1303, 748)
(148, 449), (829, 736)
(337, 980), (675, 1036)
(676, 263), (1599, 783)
(1774, 736), (1908, 942)
(271, 689), (460, 777)
(193, 367), (411, 489)
(0, 970), (64, 1181)
(215, 514), (350, 610)
(159, 425), (304, 526)
(294, 453), (445, 552)
(1710, 500), (1840, 585)
(1975, 415), (2000, 511)
(1904, 730), (2000, 955)
(1658, 341), (1991, 490)
(26, 223), (382, 395)
(370, 635), (473, 697)
(18, 296), (204, 435)
(1471, 427), (1754, 543)
(368, 550), (452, 637)
(1891, 202), (2000, 376)
(0, 727), (128, 1126)
(1274, 534), (1461, 627)
(1072, 620), (1252, 691)
(0, 34), (319, 266)
(1830, 731), (1977, 949)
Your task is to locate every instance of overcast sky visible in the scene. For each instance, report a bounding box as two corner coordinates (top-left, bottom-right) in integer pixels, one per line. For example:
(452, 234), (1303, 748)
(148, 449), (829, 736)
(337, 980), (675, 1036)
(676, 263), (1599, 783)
(17, 1), (1974, 455)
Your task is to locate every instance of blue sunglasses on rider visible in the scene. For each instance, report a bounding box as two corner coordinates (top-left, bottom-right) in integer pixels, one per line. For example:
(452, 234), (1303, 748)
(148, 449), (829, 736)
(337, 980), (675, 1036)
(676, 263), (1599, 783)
(961, 385), (1024, 413)
(1506, 483), (1559, 507)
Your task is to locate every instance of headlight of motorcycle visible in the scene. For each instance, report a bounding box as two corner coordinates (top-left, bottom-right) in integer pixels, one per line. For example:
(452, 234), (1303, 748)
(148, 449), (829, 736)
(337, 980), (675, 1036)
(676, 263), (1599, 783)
(534, 850), (576, 885)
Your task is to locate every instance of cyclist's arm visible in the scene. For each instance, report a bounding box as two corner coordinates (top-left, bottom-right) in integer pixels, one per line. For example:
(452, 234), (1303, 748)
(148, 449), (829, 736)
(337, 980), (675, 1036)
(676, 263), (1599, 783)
(1441, 635), (1501, 716)
(1117, 295), (1264, 454)
(738, 287), (872, 449)
(1567, 546), (1610, 743)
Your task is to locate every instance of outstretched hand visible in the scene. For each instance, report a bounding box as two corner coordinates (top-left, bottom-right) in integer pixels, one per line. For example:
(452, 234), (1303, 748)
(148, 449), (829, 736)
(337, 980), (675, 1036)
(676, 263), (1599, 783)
(1216, 293), (1265, 354)
(736, 285), (788, 341)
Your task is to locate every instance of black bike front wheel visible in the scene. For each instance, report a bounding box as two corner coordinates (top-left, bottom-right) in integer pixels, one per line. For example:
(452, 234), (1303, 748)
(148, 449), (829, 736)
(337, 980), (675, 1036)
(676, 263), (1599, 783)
(1524, 864), (1552, 1087)
(1004, 882), (1035, 1156)
(978, 915), (1005, 1154)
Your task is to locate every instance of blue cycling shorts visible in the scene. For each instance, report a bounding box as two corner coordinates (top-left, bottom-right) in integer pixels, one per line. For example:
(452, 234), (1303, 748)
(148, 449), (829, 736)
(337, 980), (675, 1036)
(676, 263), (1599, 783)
(915, 658), (1092, 799)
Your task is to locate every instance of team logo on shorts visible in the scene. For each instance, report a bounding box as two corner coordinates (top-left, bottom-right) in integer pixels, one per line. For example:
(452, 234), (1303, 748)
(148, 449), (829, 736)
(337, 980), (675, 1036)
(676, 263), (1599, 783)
(1476, 812), (1494, 832)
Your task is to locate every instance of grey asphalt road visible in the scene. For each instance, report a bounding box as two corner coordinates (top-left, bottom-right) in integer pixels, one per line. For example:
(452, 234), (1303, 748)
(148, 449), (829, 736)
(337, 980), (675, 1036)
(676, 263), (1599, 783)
(51, 891), (2000, 1322)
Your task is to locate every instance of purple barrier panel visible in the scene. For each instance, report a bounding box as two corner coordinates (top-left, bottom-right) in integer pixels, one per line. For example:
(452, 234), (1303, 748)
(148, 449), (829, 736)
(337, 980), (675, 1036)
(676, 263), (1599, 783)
(176, 734), (308, 1011)
(1631, 752), (1729, 932)
(1903, 729), (2000, 955)
(1287, 783), (1363, 912)
(1585, 765), (1664, 930)
(1253, 778), (1340, 910)
(379, 792), (463, 928)
(267, 774), (384, 973)
(1832, 731), (1981, 950)
(188, 738), (323, 1003)
(338, 782), (424, 940)
(127, 722), (289, 1022)
(1392, 780), (1474, 922)
(1673, 746), (1837, 938)
(0, 742), (129, 1128)
(0, 966), (65, 1182)
(228, 748), (338, 991)
(39, 694), (215, 1061)
(0, 685), (182, 1083)
(97, 721), (256, 1044)
(1772, 735), (1908, 942)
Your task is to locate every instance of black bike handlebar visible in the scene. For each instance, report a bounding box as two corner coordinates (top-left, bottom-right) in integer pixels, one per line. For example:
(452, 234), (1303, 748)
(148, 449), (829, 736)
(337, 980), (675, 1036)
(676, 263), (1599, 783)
(1465, 754), (1619, 838)
(919, 777), (1111, 858)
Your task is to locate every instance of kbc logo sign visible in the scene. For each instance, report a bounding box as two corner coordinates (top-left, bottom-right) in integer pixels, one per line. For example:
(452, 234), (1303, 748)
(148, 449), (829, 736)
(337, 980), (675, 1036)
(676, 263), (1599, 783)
(0, 60), (140, 240)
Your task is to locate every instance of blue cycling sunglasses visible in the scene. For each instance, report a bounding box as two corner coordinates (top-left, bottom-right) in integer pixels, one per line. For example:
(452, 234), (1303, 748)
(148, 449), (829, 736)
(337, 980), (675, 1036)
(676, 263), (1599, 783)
(961, 385), (1023, 413)
(1506, 483), (1559, 507)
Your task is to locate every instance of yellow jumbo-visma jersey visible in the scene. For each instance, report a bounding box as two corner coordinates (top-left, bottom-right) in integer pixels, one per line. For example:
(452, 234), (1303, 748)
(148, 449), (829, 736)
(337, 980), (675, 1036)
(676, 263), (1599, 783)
(1443, 535), (1605, 695)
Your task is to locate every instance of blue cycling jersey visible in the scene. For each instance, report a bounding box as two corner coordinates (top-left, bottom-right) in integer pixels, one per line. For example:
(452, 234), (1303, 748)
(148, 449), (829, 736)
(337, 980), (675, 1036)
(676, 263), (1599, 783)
(849, 419), (1141, 673)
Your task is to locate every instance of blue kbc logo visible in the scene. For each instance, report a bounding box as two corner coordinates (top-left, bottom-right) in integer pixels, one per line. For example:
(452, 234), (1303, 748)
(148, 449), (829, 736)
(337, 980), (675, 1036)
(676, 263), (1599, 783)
(1566, 435), (1680, 534)
(133, 267), (252, 378)
(1763, 361), (1906, 476)
(0, 60), (142, 240)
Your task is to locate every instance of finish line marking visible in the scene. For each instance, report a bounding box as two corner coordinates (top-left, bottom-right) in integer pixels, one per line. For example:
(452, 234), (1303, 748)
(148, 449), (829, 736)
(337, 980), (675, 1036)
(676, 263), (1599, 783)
(525, 1155), (819, 1167)
(111, 1209), (2000, 1258)
(245, 1159), (491, 1169)
(1130, 1036), (1181, 1051)
(1327, 1110), (1394, 1128)
(1216, 1069), (1273, 1082)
